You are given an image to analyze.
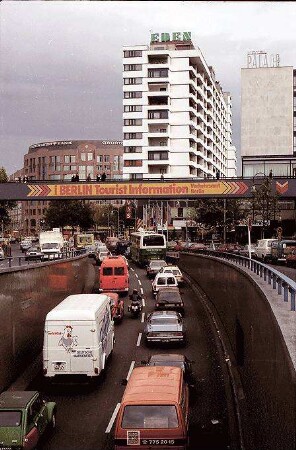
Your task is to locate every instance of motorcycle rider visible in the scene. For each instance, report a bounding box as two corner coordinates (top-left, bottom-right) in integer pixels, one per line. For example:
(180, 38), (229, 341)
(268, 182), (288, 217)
(128, 289), (143, 315)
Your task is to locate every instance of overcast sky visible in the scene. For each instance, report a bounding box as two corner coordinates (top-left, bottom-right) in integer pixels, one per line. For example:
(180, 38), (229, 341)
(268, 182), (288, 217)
(1, 1), (296, 176)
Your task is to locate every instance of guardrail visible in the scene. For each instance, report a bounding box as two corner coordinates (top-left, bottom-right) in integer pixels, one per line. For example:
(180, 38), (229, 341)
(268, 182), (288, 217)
(183, 249), (296, 312)
(0, 249), (87, 270)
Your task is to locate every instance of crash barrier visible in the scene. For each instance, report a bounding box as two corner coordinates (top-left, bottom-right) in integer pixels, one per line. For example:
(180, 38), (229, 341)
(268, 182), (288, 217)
(185, 249), (296, 311)
(2, 248), (87, 270)
(0, 254), (96, 392)
(179, 252), (296, 450)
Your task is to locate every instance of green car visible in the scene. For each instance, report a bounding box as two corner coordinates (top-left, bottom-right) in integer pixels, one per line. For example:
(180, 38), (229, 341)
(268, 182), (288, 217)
(0, 391), (56, 449)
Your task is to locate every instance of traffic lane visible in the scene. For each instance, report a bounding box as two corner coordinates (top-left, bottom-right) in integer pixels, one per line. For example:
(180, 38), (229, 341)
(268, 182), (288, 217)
(132, 264), (230, 450)
(28, 267), (144, 450)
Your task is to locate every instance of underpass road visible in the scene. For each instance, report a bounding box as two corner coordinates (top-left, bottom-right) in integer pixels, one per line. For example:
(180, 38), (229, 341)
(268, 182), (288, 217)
(27, 260), (234, 450)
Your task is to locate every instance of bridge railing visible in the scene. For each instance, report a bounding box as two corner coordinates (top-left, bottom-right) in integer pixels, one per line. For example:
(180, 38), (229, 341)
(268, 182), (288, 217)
(183, 249), (296, 312)
(0, 248), (87, 271)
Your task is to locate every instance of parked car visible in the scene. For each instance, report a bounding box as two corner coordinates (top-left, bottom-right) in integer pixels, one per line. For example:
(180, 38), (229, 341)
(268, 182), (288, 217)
(152, 272), (178, 296)
(155, 286), (184, 314)
(189, 242), (207, 251)
(146, 259), (167, 279)
(141, 353), (194, 383)
(0, 248), (5, 260)
(106, 292), (124, 322)
(144, 310), (185, 345)
(25, 247), (43, 261)
(158, 265), (184, 285)
(0, 390), (56, 450)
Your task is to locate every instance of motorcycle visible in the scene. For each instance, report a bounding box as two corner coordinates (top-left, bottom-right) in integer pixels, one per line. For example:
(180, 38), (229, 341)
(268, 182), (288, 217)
(128, 299), (142, 318)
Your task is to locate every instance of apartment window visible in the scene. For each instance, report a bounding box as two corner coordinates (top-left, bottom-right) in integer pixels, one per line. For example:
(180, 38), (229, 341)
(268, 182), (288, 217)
(124, 133), (143, 140)
(98, 165), (102, 171)
(64, 165), (70, 171)
(104, 155), (110, 162)
(70, 155), (76, 163)
(148, 110), (168, 119)
(113, 155), (120, 171)
(124, 146), (142, 153)
(81, 153), (86, 161)
(49, 174), (61, 180)
(148, 69), (168, 78)
(124, 160), (143, 167)
(124, 64), (142, 71)
(70, 165), (77, 171)
(124, 105), (142, 112)
(124, 77), (142, 85)
(87, 152), (93, 161)
(124, 119), (142, 126)
(64, 155), (70, 163)
(97, 155), (103, 163)
(124, 50), (142, 58)
(124, 91), (142, 99)
(148, 151), (168, 160)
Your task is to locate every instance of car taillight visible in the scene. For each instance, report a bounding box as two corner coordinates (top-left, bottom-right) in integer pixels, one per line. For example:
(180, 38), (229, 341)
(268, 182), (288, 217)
(156, 303), (159, 307)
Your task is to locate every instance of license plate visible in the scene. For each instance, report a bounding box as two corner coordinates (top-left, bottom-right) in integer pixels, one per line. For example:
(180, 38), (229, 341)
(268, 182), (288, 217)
(140, 439), (175, 445)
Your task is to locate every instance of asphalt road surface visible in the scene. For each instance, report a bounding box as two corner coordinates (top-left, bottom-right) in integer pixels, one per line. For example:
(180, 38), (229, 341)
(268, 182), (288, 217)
(26, 259), (237, 450)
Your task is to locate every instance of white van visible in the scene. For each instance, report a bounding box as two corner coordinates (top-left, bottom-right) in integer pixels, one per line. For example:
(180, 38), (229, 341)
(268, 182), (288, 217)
(255, 238), (277, 262)
(152, 272), (178, 296)
(43, 294), (114, 377)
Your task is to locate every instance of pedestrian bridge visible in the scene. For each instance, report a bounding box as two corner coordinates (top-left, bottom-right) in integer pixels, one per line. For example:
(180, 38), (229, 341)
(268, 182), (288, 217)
(0, 177), (295, 200)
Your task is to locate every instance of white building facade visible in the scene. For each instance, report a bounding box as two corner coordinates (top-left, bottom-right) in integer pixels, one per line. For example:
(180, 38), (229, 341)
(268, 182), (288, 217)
(123, 33), (237, 180)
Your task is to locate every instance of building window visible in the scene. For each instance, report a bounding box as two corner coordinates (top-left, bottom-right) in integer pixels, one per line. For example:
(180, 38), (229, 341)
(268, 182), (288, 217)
(87, 152), (93, 161)
(148, 110), (169, 119)
(113, 155), (120, 171)
(124, 119), (142, 126)
(124, 64), (142, 71)
(97, 155), (103, 163)
(124, 105), (142, 112)
(123, 77), (142, 85)
(123, 50), (142, 58)
(124, 146), (142, 153)
(124, 133), (143, 140)
(64, 155), (70, 163)
(64, 165), (70, 171)
(104, 155), (110, 162)
(148, 69), (168, 78)
(70, 155), (76, 163)
(81, 153), (86, 161)
(124, 160), (143, 167)
(148, 151), (168, 160)
(98, 165), (102, 171)
(70, 165), (77, 171)
(49, 174), (61, 180)
(124, 91), (142, 99)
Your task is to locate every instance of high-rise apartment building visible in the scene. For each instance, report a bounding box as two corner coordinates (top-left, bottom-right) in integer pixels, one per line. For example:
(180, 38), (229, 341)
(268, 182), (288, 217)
(241, 57), (296, 177)
(122, 32), (237, 180)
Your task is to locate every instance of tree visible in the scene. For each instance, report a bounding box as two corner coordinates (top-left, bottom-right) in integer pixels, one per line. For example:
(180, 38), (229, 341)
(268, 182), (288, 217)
(0, 167), (16, 233)
(44, 200), (94, 231)
(251, 176), (280, 238)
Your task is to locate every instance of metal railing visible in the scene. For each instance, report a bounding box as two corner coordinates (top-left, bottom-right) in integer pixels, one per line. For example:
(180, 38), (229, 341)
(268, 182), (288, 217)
(183, 249), (296, 312)
(0, 248), (87, 270)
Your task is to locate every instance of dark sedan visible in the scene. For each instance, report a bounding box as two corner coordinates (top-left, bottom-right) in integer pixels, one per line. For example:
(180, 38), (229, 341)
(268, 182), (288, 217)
(142, 353), (194, 384)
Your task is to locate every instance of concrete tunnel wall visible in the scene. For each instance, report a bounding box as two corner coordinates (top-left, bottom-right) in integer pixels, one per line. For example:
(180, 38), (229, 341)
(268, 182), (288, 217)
(0, 256), (96, 392)
(179, 253), (296, 450)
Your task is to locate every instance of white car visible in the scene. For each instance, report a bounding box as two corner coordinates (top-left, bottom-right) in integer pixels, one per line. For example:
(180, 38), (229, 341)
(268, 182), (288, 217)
(158, 265), (184, 285)
(152, 272), (178, 296)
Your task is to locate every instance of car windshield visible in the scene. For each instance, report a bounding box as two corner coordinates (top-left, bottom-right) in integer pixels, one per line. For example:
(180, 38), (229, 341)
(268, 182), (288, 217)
(157, 292), (181, 303)
(150, 317), (179, 325)
(0, 411), (22, 427)
(122, 405), (178, 429)
(42, 243), (59, 249)
(150, 260), (166, 268)
(150, 360), (184, 369)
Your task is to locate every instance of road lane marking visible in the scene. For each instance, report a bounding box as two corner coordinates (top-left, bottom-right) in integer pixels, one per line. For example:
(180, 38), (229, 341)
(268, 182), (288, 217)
(130, 268), (134, 272)
(105, 403), (121, 433)
(142, 298), (145, 307)
(127, 360), (135, 381)
(137, 333), (142, 347)
(141, 312), (145, 323)
(138, 280), (142, 286)
(140, 287), (144, 295)
(135, 273), (139, 279)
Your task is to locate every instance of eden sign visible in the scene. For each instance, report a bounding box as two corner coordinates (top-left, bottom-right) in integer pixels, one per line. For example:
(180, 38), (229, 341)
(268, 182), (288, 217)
(151, 32), (191, 43)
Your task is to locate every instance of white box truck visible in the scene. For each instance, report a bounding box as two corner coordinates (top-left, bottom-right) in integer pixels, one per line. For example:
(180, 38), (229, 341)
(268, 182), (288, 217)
(43, 294), (114, 377)
(39, 229), (64, 259)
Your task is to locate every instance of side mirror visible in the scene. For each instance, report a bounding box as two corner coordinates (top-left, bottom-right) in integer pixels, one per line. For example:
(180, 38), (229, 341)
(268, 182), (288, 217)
(121, 378), (128, 386)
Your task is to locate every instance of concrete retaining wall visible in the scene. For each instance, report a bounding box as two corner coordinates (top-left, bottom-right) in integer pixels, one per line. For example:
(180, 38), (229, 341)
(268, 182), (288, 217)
(0, 256), (95, 391)
(180, 253), (296, 450)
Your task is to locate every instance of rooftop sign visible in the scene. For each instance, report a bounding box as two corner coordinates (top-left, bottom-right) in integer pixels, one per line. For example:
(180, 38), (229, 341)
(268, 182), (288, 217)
(151, 32), (191, 43)
(30, 141), (73, 149)
(247, 51), (280, 69)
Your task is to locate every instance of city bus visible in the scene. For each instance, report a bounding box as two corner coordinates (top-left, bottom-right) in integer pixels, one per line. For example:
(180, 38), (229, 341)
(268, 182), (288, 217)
(73, 232), (95, 252)
(130, 231), (166, 266)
